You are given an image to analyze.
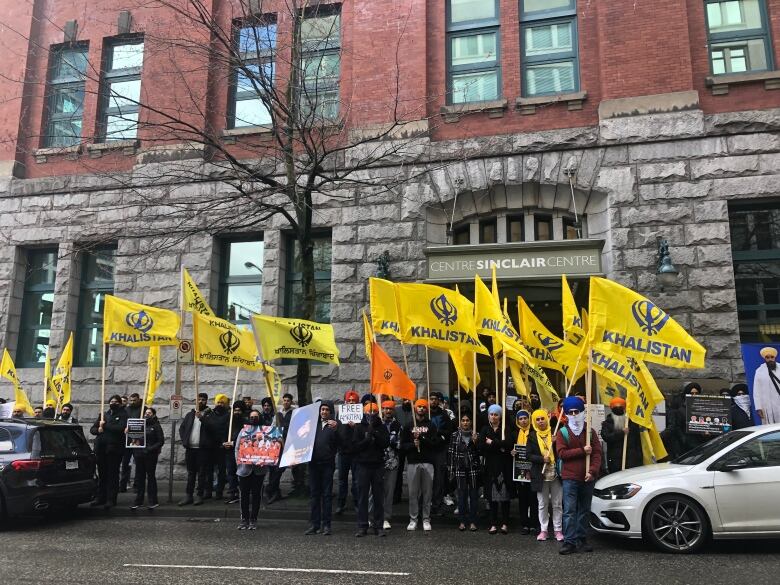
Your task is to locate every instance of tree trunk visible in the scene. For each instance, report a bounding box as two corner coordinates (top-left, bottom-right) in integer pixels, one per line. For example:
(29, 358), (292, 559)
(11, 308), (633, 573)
(296, 228), (315, 406)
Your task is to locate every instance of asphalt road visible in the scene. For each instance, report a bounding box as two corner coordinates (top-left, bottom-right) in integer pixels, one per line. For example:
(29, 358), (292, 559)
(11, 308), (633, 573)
(2, 513), (779, 585)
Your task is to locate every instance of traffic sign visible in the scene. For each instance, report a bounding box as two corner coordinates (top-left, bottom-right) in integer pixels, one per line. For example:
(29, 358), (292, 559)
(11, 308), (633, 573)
(177, 339), (193, 364)
(169, 394), (184, 419)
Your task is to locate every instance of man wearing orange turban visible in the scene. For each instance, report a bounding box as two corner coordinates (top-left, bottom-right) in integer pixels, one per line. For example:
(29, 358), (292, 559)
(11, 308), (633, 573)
(754, 347), (780, 424)
(601, 396), (642, 473)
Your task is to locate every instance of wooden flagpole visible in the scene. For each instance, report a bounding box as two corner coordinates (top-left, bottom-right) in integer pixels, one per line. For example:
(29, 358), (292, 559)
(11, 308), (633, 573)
(621, 416), (629, 471)
(472, 352), (477, 423)
(584, 351), (593, 478)
(227, 366), (240, 443)
(501, 348), (507, 441)
(425, 346), (431, 408)
(140, 353), (151, 415)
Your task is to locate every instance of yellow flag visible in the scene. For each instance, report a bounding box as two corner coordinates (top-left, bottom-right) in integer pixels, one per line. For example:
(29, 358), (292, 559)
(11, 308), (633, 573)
(266, 364), (283, 406)
(1, 349), (34, 415)
(596, 373), (626, 406)
(44, 350), (57, 406)
(562, 275), (586, 346)
(103, 295), (180, 347)
(51, 332), (73, 405)
(396, 283), (488, 355)
(362, 310), (373, 362)
(475, 275), (526, 358)
(182, 268), (215, 316)
(509, 358), (559, 411)
(518, 296), (585, 382)
(251, 314), (340, 365)
(450, 348), (480, 393)
(145, 346), (163, 404)
(588, 277), (706, 369)
(369, 278), (402, 339)
(641, 422), (668, 464)
(193, 311), (263, 370)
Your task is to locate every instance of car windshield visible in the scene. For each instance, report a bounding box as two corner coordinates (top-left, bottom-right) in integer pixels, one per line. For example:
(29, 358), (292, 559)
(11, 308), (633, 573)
(672, 431), (751, 465)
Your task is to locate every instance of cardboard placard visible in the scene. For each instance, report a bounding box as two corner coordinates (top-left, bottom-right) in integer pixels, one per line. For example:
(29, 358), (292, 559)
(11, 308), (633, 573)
(126, 418), (146, 448)
(338, 403), (363, 424)
(686, 395), (731, 434)
(279, 402), (321, 467)
(236, 425), (283, 466)
(513, 444), (532, 482)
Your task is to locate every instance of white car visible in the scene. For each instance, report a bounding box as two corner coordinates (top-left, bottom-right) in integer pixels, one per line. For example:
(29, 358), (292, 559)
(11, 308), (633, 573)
(590, 423), (780, 553)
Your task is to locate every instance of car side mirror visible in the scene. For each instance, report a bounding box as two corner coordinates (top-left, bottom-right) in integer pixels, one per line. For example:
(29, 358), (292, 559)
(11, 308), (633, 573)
(718, 457), (762, 472)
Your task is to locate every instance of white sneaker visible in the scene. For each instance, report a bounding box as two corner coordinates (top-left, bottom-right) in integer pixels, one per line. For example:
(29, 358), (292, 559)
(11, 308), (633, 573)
(383, 520), (391, 530)
(406, 520), (417, 531)
(443, 495), (455, 506)
(422, 520), (432, 532)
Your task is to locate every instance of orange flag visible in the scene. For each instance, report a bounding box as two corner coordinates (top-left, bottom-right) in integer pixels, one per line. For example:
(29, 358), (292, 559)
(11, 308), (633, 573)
(370, 341), (416, 400)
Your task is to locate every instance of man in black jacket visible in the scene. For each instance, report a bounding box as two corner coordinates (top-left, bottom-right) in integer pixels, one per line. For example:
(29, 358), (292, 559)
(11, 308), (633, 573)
(400, 399), (441, 532)
(267, 393), (305, 502)
(203, 393), (231, 499)
(90, 394), (129, 509)
(306, 400), (340, 535)
(428, 391), (453, 515)
(120, 392), (142, 492)
(224, 400), (247, 503)
(601, 397), (643, 473)
(178, 393), (213, 506)
(353, 403), (390, 537)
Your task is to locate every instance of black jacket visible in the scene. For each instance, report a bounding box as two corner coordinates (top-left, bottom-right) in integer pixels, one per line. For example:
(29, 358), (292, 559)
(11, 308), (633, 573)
(279, 408), (294, 440)
(138, 416), (165, 455)
(352, 415), (390, 466)
(203, 405), (231, 446)
(179, 408), (216, 449)
(312, 417), (341, 464)
(429, 406), (453, 451)
(125, 404), (142, 420)
(601, 414), (643, 473)
(90, 407), (129, 454)
(230, 412), (247, 442)
(477, 423), (514, 493)
(730, 403), (753, 430)
(526, 430), (557, 492)
(337, 421), (357, 456)
(400, 416), (441, 464)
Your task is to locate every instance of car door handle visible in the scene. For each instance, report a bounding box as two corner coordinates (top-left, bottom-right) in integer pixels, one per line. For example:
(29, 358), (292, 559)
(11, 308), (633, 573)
(700, 486), (714, 489)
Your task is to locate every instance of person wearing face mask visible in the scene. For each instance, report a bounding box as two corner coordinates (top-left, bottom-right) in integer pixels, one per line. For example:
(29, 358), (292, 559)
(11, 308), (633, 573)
(131, 407), (165, 510)
(556, 396), (602, 555)
(478, 404), (514, 535)
(235, 409), (267, 530)
(178, 392), (213, 506)
(224, 401), (248, 504)
(89, 394), (129, 509)
(353, 402), (390, 537)
(512, 409), (539, 535)
(728, 383), (754, 430)
(527, 409), (563, 542)
(448, 410), (481, 532)
(204, 394), (231, 500)
(335, 390), (360, 515)
(601, 397), (642, 473)
(753, 347), (780, 424)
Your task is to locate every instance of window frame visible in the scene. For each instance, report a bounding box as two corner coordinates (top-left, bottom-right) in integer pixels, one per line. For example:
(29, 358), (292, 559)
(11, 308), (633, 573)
(284, 232), (332, 323)
(452, 224), (471, 245)
(97, 36), (144, 142)
(228, 16), (277, 130)
(218, 235), (265, 325)
(520, 0), (580, 98)
(42, 44), (89, 148)
(534, 213), (554, 241)
(507, 214), (525, 243)
(75, 246), (116, 367)
(446, 0), (501, 105)
(17, 248), (59, 368)
(704, 0), (774, 75)
(299, 6), (342, 121)
(479, 218), (498, 244)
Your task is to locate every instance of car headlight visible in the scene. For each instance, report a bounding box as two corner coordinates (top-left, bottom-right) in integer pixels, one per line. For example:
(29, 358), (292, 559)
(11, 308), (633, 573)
(594, 483), (642, 500)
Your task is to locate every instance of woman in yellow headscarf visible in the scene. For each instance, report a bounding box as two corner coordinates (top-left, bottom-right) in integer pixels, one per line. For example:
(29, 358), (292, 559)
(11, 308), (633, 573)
(512, 409), (537, 535)
(527, 409), (563, 542)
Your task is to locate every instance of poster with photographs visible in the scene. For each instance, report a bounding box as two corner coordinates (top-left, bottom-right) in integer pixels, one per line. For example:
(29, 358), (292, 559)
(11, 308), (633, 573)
(126, 418), (146, 448)
(513, 444), (532, 482)
(237, 426), (284, 466)
(685, 395), (731, 434)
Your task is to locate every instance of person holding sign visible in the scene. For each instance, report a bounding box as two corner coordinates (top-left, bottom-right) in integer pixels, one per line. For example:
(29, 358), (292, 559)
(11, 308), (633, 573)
(527, 409), (563, 542)
(235, 409), (267, 530)
(306, 401), (340, 536)
(336, 390), (360, 515)
(131, 407), (165, 510)
(512, 409), (538, 535)
(478, 404), (513, 535)
(89, 394), (128, 509)
(353, 403), (390, 537)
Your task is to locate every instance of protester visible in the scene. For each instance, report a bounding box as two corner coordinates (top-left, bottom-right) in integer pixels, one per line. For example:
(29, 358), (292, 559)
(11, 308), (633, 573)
(33, 406), (43, 418)
(242, 396), (254, 410)
(729, 383), (754, 430)
(601, 397), (642, 473)
(753, 347), (780, 424)
(11, 406), (24, 418)
(42, 400), (56, 419)
(268, 392), (305, 501)
(131, 407), (165, 510)
(306, 400), (340, 535)
(225, 400), (247, 504)
(204, 393), (231, 500)
(393, 398), (414, 503)
(235, 409), (267, 530)
(529, 391), (542, 412)
(336, 390), (360, 514)
(557, 396), (602, 555)
(89, 394), (129, 509)
(401, 399), (439, 532)
(513, 409), (538, 535)
(56, 402), (78, 424)
(428, 391), (453, 515)
(528, 409), (563, 542)
(178, 393), (214, 506)
(479, 404), (513, 535)
(477, 389), (496, 431)
(380, 399), (402, 530)
(120, 393), (143, 493)
(353, 402), (390, 537)
(448, 410), (481, 532)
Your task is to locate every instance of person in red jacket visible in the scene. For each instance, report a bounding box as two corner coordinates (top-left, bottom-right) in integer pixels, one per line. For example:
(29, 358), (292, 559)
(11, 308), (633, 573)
(556, 395), (602, 555)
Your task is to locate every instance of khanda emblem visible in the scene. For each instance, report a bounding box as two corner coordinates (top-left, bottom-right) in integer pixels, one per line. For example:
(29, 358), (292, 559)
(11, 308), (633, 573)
(383, 369), (393, 381)
(534, 331), (563, 353)
(219, 330), (241, 355)
(126, 310), (154, 333)
(290, 323), (313, 347)
(631, 300), (669, 336)
(430, 293), (458, 326)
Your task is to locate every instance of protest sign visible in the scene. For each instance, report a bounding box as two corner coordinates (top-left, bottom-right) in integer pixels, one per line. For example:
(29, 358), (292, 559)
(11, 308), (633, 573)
(513, 444), (531, 482)
(279, 402), (320, 467)
(588, 403), (606, 434)
(126, 418), (146, 448)
(236, 426), (283, 466)
(0, 401), (14, 418)
(686, 395), (731, 434)
(339, 403), (363, 424)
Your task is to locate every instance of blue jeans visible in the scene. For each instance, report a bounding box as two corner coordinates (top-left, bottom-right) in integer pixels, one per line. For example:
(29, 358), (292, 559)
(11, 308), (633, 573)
(562, 479), (594, 545)
(309, 461), (335, 530)
(457, 483), (479, 524)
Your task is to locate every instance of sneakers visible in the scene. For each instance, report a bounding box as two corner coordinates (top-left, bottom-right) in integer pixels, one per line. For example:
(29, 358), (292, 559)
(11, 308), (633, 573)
(559, 543), (577, 555)
(304, 526), (320, 535)
(192, 496), (204, 506)
(469, 523), (478, 532)
(355, 529), (368, 538)
(383, 520), (391, 530)
(555, 531), (564, 542)
(248, 521), (257, 531)
(129, 503), (141, 510)
(226, 496), (240, 505)
(537, 531), (548, 541)
(322, 526), (332, 536)
(374, 528), (387, 537)
(406, 520), (417, 531)
(238, 519), (249, 530)
(177, 496), (193, 506)
(422, 520), (432, 532)
(577, 540), (594, 553)
(147, 503), (159, 510)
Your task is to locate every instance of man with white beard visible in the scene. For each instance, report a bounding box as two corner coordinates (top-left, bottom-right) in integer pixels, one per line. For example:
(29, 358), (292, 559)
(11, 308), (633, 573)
(753, 347), (780, 425)
(600, 397), (643, 473)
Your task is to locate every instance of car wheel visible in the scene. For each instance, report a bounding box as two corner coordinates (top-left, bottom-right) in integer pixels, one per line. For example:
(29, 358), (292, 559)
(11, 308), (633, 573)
(642, 494), (709, 554)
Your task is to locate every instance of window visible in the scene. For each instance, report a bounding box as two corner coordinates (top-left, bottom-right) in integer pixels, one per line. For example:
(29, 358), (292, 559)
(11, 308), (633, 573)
(99, 39), (144, 141)
(729, 203), (780, 342)
(718, 431), (780, 468)
(705, 0), (773, 74)
(479, 219), (497, 244)
(76, 247), (116, 366)
(285, 234), (332, 322)
(17, 249), (58, 367)
(535, 214), (553, 241)
(520, 0), (579, 97)
(219, 237), (264, 325)
(300, 8), (341, 120)
(453, 225), (471, 245)
(42, 45), (88, 148)
(446, 0), (500, 104)
(563, 217), (582, 239)
(230, 19), (276, 128)
(507, 215), (525, 242)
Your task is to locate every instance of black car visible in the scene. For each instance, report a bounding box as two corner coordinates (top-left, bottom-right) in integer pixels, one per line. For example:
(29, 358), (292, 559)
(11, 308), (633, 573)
(0, 418), (96, 520)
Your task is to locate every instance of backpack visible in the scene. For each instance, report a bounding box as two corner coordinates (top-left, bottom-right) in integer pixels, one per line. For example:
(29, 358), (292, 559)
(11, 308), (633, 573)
(555, 427), (569, 478)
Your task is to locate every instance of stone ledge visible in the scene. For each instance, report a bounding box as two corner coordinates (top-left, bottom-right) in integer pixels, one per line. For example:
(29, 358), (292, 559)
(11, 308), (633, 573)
(221, 125), (274, 143)
(440, 99), (508, 123)
(706, 70), (780, 95)
(33, 144), (81, 164)
(86, 139), (139, 158)
(515, 91), (587, 115)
